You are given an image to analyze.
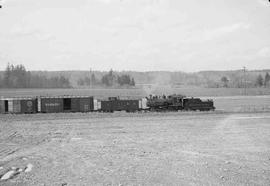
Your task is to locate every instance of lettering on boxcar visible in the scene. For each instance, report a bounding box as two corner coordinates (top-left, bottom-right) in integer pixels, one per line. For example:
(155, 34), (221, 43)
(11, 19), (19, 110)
(45, 103), (60, 107)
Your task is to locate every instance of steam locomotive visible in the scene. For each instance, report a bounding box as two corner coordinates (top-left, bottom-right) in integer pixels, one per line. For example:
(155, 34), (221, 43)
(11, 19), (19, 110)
(146, 94), (215, 111)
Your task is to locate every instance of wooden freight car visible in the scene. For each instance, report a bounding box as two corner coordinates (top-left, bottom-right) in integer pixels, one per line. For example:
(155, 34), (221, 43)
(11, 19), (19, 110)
(0, 97), (37, 114)
(101, 97), (140, 112)
(38, 96), (94, 113)
(0, 99), (7, 113)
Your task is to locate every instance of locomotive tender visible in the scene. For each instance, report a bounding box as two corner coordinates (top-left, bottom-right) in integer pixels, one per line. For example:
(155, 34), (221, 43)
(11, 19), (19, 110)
(0, 94), (215, 114)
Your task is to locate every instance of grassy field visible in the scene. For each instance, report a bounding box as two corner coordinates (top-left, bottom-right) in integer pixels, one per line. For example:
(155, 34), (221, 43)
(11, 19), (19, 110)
(1, 87), (270, 98)
(0, 112), (270, 185)
(150, 86), (270, 97)
(212, 95), (270, 112)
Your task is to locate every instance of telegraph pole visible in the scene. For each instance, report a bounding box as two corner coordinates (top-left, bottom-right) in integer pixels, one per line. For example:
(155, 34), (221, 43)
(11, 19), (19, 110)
(243, 66), (247, 96)
(89, 68), (92, 89)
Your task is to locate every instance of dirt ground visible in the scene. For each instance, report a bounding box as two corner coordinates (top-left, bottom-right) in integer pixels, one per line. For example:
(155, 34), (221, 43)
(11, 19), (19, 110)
(0, 112), (270, 186)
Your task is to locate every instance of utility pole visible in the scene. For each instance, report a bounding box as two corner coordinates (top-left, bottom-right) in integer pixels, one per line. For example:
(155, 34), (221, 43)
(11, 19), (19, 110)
(243, 66), (247, 96)
(89, 68), (92, 89)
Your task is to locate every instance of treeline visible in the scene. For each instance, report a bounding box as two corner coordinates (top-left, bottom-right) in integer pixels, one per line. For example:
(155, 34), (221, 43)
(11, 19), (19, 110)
(48, 70), (270, 88)
(254, 73), (270, 87)
(77, 69), (135, 87)
(169, 70), (270, 88)
(0, 64), (71, 88)
(218, 72), (270, 88)
(1, 63), (269, 89)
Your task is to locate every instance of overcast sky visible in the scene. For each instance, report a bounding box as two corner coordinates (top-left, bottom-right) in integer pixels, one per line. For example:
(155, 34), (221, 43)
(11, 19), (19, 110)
(0, 0), (269, 72)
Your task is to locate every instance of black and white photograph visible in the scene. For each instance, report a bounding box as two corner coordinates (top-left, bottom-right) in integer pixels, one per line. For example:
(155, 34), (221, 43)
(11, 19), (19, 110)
(0, 0), (270, 185)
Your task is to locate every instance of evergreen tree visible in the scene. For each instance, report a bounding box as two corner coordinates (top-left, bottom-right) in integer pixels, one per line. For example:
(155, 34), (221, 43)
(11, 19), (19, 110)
(3, 63), (11, 87)
(84, 76), (91, 86)
(102, 69), (115, 86)
(221, 76), (229, 87)
(91, 73), (96, 85)
(117, 74), (133, 86)
(264, 72), (270, 87)
(0, 75), (2, 88)
(1, 63), (71, 88)
(101, 75), (109, 86)
(130, 78), (135, 86)
(256, 74), (264, 87)
(77, 78), (84, 86)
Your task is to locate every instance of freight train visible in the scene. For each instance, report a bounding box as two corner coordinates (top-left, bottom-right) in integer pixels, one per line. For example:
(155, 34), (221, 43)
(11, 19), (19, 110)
(0, 94), (215, 114)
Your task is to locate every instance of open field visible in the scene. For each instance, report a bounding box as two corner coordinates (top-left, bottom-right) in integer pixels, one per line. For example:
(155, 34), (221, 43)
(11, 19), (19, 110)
(1, 88), (270, 185)
(211, 95), (270, 112)
(0, 112), (270, 185)
(1, 87), (270, 99)
(151, 86), (270, 97)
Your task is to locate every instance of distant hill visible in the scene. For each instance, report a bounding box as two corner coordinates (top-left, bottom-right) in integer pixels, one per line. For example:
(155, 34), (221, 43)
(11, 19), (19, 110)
(0, 69), (270, 88)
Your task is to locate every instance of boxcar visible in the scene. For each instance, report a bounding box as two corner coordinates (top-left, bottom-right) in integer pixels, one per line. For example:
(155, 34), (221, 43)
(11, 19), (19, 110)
(76, 96), (94, 112)
(0, 99), (7, 113)
(101, 97), (140, 112)
(20, 98), (38, 113)
(39, 96), (94, 113)
(39, 97), (64, 113)
(0, 98), (37, 114)
(121, 100), (140, 112)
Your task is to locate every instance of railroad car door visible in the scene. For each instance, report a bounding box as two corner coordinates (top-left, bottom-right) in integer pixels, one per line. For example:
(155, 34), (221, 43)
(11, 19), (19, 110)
(71, 98), (80, 112)
(63, 98), (71, 111)
(4, 100), (8, 112)
(79, 98), (90, 112)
